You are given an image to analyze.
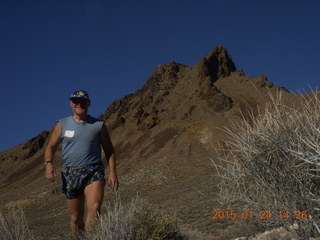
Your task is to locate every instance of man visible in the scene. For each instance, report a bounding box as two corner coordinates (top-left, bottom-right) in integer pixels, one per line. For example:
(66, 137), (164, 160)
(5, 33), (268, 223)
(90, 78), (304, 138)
(44, 90), (118, 233)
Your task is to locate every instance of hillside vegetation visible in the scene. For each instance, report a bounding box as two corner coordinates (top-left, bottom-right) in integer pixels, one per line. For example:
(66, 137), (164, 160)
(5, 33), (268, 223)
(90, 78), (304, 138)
(215, 91), (320, 239)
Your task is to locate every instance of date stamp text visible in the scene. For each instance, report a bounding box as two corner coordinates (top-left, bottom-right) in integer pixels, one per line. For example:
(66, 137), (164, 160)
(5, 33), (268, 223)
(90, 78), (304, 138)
(211, 210), (308, 220)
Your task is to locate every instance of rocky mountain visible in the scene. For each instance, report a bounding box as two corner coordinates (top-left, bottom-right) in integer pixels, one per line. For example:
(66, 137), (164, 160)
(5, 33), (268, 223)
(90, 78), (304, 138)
(0, 46), (299, 239)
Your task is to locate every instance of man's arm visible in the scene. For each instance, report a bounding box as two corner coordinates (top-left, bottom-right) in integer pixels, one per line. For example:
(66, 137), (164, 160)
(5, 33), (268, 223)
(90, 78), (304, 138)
(100, 123), (118, 191)
(44, 122), (61, 181)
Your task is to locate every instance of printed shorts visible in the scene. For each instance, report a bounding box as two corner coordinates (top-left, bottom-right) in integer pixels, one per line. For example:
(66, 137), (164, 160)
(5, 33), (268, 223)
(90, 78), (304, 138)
(61, 162), (105, 199)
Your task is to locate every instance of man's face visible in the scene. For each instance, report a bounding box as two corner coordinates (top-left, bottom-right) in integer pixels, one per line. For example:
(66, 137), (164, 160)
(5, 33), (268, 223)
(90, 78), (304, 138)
(70, 98), (90, 116)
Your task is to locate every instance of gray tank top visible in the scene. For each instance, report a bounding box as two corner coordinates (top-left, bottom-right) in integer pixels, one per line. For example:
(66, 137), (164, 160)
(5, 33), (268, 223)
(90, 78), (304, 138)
(58, 115), (104, 167)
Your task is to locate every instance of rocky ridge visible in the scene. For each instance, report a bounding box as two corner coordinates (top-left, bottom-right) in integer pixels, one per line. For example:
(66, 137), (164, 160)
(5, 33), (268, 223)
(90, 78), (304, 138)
(104, 46), (238, 131)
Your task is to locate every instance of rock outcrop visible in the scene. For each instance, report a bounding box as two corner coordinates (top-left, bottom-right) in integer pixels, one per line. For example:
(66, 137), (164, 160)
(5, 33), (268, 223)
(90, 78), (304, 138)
(103, 46), (237, 131)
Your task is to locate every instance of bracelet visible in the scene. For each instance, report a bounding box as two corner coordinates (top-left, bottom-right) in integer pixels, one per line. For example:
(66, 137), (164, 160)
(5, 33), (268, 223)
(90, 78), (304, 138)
(44, 161), (53, 166)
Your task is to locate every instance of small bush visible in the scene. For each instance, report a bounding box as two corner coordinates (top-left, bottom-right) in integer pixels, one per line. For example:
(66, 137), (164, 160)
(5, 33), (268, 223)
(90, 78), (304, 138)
(84, 195), (183, 240)
(0, 208), (35, 240)
(214, 90), (320, 238)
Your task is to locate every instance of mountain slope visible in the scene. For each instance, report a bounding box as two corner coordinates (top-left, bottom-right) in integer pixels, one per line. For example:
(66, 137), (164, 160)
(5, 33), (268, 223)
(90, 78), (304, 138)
(0, 46), (299, 239)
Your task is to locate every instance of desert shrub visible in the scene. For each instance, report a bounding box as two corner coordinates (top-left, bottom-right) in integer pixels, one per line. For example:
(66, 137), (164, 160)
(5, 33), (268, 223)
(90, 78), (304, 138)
(214, 91), (320, 238)
(83, 195), (183, 240)
(0, 208), (34, 240)
(131, 198), (182, 240)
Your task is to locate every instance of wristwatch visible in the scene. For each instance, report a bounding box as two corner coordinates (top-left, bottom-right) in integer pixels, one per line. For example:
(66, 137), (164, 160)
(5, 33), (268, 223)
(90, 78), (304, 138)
(44, 161), (53, 166)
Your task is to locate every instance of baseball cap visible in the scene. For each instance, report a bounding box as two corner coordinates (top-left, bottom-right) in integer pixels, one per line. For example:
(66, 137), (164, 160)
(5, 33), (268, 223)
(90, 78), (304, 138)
(69, 90), (90, 100)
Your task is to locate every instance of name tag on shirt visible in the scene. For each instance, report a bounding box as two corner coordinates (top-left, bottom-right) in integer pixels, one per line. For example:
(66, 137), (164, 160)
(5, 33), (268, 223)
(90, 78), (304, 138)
(64, 130), (75, 138)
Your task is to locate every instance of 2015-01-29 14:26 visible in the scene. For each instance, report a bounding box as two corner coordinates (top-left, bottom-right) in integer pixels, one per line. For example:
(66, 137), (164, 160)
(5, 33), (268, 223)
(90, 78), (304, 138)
(211, 210), (308, 220)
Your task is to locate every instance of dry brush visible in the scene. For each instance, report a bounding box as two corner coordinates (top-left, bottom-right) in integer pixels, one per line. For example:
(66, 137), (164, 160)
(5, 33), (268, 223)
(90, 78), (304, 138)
(214, 90), (320, 238)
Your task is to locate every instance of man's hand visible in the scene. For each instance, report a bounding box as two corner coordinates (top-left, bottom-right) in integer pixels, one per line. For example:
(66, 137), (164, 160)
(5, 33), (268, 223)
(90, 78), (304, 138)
(108, 172), (119, 191)
(100, 124), (118, 191)
(45, 164), (57, 182)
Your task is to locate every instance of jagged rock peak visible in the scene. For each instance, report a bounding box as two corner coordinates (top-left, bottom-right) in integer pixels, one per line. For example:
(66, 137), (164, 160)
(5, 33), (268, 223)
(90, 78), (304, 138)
(141, 61), (186, 94)
(103, 46), (239, 130)
(197, 45), (237, 81)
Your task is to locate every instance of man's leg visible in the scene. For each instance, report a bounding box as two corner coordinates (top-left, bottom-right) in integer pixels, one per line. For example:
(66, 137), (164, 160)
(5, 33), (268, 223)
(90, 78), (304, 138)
(66, 194), (85, 233)
(84, 180), (105, 232)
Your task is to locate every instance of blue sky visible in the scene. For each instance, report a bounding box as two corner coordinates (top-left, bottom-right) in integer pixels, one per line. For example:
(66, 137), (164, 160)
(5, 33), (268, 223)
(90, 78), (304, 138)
(1, 0), (319, 151)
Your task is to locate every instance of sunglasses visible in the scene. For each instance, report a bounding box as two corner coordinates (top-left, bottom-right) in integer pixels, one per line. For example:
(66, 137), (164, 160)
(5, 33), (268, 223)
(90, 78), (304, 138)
(71, 98), (88, 105)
